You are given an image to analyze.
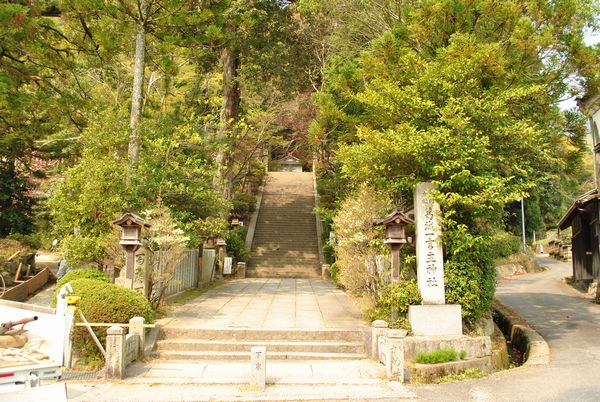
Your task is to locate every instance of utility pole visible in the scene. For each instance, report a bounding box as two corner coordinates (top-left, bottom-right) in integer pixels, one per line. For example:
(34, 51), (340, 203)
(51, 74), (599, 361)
(521, 197), (527, 254)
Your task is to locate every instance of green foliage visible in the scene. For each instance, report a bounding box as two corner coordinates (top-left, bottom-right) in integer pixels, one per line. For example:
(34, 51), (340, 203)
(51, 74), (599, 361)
(232, 192), (256, 221)
(489, 231), (523, 261)
(436, 368), (486, 383)
(226, 227), (250, 262)
(332, 186), (391, 295)
(416, 348), (464, 364)
(370, 280), (421, 328)
(51, 268), (110, 307)
(311, 0), (598, 325)
(60, 234), (112, 267)
(68, 278), (154, 364)
(144, 202), (189, 309)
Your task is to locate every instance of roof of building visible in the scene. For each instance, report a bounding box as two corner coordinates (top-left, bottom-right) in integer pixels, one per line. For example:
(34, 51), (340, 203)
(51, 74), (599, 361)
(373, 208), (414, 226)
(112, 211), (151, 227)
(557, 188), (598, 230)
(276, 153), (302, 165)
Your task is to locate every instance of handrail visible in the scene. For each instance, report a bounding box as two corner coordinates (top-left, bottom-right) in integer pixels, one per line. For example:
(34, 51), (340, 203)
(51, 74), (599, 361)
(312, 158), (325, 266)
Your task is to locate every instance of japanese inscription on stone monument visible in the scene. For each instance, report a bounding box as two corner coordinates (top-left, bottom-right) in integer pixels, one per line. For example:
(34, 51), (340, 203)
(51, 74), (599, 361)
(415, 182), (445, 304)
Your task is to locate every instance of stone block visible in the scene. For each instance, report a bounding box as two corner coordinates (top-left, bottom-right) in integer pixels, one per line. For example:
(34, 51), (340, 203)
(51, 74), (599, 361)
(409, 304), (462, 336)
(384, 329), (406, 382)
(370, 320), (388, 360)
(128, 316), (145, 355)
(106, 326), (125, 379)
(403, 335), (491, 362)
(250, 346), (266, 391)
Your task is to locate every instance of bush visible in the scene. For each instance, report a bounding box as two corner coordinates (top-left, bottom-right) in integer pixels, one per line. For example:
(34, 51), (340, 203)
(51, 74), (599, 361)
(369, 280), (421, 328)
(51, 268), (110, 307)
(232, 192), (256, 221)
(489, 231), (523, 261)
(226, 228), (250, 262)
(68, 278), (154, 366)
(416, 348), (465, 364)
(61, 234), (110, 266)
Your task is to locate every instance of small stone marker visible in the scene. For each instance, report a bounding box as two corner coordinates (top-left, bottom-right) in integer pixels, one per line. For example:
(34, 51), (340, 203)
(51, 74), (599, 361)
(223, 257), (233, 275)
(414, 182), (445, 304)
(250, 346), (266, 391)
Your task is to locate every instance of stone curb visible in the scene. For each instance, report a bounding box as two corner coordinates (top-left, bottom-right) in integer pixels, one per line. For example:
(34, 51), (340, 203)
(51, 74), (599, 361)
(493, 300), (550, 366)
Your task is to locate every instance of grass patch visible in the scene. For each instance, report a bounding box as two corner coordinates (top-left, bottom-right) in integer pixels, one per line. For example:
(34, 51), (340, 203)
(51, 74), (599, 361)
(169, 280), (225, 305)
(436, 368), (487, 383)
(415, 348), (466, 364)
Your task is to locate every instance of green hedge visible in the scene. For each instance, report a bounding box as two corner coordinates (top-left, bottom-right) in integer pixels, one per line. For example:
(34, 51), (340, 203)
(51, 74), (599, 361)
(67, 278), (154, 366)
(52, 268), (110, 307)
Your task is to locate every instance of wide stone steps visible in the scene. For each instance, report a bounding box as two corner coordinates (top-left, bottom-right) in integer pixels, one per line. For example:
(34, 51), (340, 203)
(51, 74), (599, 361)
(245, 270), (320, 279)
(155, 327), (367, 361)
(156, 339), (364, 354)
(248, 259), (320, 266)
(161, 327), (366, 341)
(251, 252), (319, 259)
(248, 171), (321, 279)
(154, 351), (366, 361)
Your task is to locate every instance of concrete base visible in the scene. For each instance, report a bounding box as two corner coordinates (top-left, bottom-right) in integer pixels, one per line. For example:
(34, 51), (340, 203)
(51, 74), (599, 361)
(409, 305), (462, 336)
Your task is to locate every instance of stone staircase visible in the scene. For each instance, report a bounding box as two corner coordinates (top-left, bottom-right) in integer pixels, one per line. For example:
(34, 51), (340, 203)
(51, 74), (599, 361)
(247, 172), (321, 279)
(154, 327), (367, 361)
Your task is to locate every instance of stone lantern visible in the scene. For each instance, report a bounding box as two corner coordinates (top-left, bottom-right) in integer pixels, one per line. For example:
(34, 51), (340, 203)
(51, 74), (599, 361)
(113, 212), (150, 288)
(375, 209), (414, 282)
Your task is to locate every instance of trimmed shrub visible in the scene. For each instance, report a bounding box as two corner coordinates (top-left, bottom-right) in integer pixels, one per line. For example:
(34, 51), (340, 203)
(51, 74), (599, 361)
(67, 279), (154, 366)
(51, 268), (110, 307)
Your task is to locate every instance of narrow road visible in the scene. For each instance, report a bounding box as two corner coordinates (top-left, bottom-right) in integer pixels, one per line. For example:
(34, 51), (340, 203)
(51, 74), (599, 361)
(411, 256), (600, 401)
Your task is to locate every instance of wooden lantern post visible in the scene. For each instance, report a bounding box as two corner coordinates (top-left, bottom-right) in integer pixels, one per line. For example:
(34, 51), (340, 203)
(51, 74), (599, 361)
(374, 209), (414, 324)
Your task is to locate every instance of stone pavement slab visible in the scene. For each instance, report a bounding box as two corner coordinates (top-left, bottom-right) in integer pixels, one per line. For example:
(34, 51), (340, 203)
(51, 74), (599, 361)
(68, 382), (416, 401)
(160, 278), (366, 329)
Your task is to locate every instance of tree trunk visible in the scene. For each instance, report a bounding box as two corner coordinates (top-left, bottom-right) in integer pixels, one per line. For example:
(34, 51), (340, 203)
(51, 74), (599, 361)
(213, 46), (240, 199)
(128, 0), (149, 175)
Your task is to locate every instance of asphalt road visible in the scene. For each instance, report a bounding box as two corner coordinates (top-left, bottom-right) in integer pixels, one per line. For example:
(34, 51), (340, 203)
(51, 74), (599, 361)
(410, 256), (600, 401)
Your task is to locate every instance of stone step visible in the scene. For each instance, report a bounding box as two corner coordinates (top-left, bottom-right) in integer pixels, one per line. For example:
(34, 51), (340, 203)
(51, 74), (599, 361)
(248, 260), (320, 267)
(252, 235), (318, 241)
(245, 270), (321, 279)
(161, 327), (367, 342)
(247, 263), (320, 270)
(251, 252), (320, 259)
(156, 340), (365, 354)
(154, 350), (367, 361)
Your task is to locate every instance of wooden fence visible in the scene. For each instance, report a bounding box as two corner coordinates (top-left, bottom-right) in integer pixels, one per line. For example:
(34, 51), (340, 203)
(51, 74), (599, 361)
(165, 249), (199, 296)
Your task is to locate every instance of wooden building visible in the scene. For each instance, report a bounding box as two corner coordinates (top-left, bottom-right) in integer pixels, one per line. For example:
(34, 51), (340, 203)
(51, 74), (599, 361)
(558, 189), (599, 290)
(558, 89), (600, 295)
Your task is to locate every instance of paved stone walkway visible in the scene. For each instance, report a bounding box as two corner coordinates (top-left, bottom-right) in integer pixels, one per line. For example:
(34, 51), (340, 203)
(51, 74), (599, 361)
(159, 278), (366, 329)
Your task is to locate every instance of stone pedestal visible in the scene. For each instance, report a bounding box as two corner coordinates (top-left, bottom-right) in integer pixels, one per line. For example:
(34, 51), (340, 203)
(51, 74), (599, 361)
(371, 320), (389, 360)
(106, 326), (126, 379)
(383, 329), (407, 382)
(409, 304), (462, 336)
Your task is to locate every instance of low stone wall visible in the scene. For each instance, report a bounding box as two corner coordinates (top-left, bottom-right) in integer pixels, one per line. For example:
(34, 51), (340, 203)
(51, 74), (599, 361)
(105, 317), (146, 379)
(403, 335), (491, 361)
(371, 320), (493, 383)
(493, 301), (550, 366)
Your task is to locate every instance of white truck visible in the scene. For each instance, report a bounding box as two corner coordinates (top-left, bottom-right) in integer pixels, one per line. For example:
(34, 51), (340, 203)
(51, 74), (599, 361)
(0, 299), (70, 400)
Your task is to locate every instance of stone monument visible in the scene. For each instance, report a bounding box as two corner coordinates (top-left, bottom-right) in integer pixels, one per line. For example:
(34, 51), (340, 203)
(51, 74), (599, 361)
(409, 182), (462, 336)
